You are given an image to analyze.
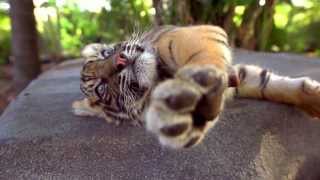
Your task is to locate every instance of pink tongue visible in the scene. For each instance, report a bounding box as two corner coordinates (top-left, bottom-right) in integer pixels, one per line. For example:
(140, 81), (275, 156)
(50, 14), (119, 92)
(116, 58), (126, 66)
(115, 54), (127, 70)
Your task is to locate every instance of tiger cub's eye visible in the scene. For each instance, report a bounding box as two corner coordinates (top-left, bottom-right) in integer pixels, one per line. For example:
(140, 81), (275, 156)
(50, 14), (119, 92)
(101, 48), (114, 59)
(97, 83), (106, 95)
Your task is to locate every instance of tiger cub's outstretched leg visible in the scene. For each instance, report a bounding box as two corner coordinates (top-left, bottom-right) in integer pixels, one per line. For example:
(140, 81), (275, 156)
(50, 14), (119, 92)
(234, 64), (320, 118)
(145, 65), (229, 149)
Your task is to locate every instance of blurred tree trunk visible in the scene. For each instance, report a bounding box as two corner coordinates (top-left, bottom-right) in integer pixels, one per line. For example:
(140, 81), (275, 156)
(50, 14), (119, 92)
(175, 0), (194, 25)
(236, 1), (263, 49)
(167, 0), (276, 51)
(222, 3), (236, 33)
(189, 0), (204, 24)
(236, 1), (277, 50)
(255, 0), (277, 51)
(152, 0), (164, 26)
(169, 0), (179, 24)
(222, 3), (236, 46)
(9, 0), (40, 94)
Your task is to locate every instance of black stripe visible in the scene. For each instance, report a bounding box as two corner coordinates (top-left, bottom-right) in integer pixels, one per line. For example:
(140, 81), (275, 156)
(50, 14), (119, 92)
(82, 61), (96, 69)
(238, 66), (247, 82)
(185, 50), (203, 64)
(103, 110), (130, 121)
(259, 69), (271, 98)
(219, 54), (229, 64)
(206, 36), (231, 65)
(101, 88), (112, 105)
(207, 29), (228, 39)
(300, 80), (317, 95)
(104, 105), (121, 113)
(157, 47), (166, 65)
(87, 83), (94, 88)
(168, 40), (177, 66)
(81, 76), (97, 82)
(207, 37), (229, 48)
(150, 26), (176, 43)
(259, 69), (269, 86)
(80, 85), (90, 96)
(235, 67), (244, 96)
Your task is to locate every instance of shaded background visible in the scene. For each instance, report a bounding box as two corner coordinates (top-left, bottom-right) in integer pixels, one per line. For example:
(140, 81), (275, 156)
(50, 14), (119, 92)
(0, 0), (319, 114)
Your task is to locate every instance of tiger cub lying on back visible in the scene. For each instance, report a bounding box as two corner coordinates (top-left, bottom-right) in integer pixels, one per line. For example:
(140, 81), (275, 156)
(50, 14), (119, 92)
(72, 25), (320, 149)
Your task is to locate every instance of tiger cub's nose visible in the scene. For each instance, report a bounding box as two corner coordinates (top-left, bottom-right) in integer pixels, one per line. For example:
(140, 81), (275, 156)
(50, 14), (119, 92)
(116, 53), (128, 71)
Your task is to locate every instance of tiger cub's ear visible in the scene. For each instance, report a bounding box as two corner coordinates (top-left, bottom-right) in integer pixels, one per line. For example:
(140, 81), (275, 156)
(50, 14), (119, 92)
(228, 67), (240, 88)
(81, 43), (108, 58)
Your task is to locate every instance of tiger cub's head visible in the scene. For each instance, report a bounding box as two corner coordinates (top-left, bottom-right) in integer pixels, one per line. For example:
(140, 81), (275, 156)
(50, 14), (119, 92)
(112, 36), (158, 118)
(81, 36), (158, 121)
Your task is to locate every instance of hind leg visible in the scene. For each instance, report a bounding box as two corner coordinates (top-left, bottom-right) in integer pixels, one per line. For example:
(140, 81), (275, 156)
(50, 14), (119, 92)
(145, 65), (228, 148)
(235, 64), (320, 118)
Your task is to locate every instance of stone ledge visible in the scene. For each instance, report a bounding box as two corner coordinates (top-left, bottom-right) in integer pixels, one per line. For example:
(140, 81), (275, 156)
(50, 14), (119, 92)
(0, 50), (320, 180)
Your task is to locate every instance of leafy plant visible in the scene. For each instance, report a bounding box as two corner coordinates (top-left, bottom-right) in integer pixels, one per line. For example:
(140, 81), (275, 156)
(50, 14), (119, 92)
(0, 10), (10, 64)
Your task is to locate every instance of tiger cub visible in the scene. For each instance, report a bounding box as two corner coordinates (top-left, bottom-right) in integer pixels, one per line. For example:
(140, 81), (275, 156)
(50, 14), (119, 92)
(73, 25), (320, 148)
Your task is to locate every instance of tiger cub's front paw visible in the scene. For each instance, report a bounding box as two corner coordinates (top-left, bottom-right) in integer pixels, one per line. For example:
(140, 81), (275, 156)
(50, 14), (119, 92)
(145, 65), (228, 148)
(72, 98), (106, 118)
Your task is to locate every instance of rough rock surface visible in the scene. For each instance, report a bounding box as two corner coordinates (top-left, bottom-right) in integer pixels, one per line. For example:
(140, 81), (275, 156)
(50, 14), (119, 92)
(1, 50), (320, 180)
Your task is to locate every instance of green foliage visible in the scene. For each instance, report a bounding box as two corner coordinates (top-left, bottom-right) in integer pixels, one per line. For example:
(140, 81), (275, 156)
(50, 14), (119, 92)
(1, 0), (320, 62)
(266, 0), (320, 55)
(235, 0), (255, 5)
(0, 10), (10, 64)
(96, 0), (152, 42)
(59, 5), (100, 56)
(37, 0), (153, 57)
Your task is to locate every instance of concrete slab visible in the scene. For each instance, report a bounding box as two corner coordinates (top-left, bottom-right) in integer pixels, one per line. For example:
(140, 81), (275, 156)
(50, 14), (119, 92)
(1, 50), (320, 180)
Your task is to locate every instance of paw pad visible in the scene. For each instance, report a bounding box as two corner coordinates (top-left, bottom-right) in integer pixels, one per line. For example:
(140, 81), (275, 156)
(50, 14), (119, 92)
(165, 90), (199, 111)
(160, 123), (189, 137)
(192, 70), (218, 88)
